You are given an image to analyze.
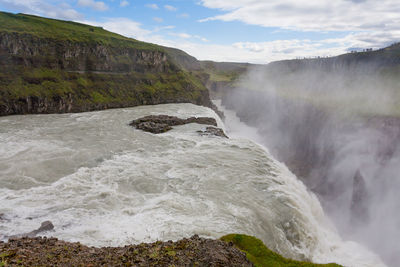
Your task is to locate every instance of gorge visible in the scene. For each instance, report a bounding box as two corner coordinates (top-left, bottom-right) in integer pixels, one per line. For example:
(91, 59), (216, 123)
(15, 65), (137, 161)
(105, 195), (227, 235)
(1, 10), (400, 267)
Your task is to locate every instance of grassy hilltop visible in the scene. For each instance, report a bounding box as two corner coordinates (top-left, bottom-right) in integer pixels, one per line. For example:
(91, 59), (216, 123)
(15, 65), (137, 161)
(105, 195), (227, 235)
(0, 12), (216, 115)
(0, 12), (160, 50)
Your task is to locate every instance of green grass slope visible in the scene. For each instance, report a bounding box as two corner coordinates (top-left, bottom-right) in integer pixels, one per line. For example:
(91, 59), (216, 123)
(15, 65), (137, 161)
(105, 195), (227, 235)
(221, 234), (341, 267)
(0, 12), (159, 50)
(0, 11), (213, 116)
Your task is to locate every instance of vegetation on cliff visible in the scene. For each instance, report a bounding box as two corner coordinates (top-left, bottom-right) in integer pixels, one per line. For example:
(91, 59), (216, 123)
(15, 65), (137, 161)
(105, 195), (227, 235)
(197, 61), (250, 99)
(162, 46), (251, 99)
(0, 12), (214, 116)
(0, 12), (159, 50)
(221, 234), (341, 267)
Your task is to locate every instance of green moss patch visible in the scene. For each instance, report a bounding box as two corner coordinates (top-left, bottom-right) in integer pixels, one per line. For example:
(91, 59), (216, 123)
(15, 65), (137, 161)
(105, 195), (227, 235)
(220, 234), (341, 267)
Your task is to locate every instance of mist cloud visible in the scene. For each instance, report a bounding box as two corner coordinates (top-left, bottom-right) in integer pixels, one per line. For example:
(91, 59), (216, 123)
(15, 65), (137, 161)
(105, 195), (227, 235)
(221, 60), (400, 265)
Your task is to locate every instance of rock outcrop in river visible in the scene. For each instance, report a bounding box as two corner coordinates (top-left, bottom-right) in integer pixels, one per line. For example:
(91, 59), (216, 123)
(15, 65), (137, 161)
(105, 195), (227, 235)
(130, 114), (228, 137)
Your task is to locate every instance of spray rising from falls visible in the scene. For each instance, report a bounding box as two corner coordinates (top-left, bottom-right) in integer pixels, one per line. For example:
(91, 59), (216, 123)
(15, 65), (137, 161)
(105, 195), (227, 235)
(0, 104), (384, 266)
(220, 62), (400, 266)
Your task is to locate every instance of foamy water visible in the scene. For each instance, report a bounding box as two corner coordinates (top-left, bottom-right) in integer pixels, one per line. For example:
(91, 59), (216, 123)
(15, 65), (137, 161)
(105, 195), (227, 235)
(0, 103), (384, 266)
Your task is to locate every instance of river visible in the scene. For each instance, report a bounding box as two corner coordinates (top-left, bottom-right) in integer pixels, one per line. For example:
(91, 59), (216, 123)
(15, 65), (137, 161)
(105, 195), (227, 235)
(0, 103), (384, 266)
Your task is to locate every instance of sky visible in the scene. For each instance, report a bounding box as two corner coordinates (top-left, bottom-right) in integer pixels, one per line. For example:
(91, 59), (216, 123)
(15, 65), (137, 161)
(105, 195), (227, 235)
(1, 0), (400, 64)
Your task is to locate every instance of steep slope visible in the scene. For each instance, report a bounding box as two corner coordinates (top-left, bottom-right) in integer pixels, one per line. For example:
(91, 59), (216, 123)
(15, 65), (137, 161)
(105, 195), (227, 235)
(198, 60), (251, 99)
(0, 12), (214, 116)
(162, 46), (251, 99)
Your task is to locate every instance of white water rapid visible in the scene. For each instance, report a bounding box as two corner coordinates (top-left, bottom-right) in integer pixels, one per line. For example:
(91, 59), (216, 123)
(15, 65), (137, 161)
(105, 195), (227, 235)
(0, 103), (384, 266)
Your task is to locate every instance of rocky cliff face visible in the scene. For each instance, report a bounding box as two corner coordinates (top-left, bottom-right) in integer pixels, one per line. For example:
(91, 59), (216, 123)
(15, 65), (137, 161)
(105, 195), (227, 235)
(0, 31), (172, 73)
(1, 94), (73, 115)
(0, 20), (215, 116)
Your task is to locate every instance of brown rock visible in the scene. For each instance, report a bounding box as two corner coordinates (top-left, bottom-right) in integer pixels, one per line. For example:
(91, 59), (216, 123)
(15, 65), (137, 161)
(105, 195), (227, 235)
(9, 221), (54, 239)
(130, 115), (218, 134)
(0, 235), (253, 266)
(197, 126), (229, 138)
(135, 121), (172, 134)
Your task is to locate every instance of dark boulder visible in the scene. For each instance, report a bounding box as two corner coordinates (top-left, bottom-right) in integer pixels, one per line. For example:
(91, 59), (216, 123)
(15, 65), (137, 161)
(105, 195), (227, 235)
(185, 117), (218, 126)
(130, 115), (218, 134)
(197, 126), (228, 138)
(31, 221), (54, 236)
(130, 115), (186, 128)
(134, 121), (172, 134)
(9, 221), (54, 239)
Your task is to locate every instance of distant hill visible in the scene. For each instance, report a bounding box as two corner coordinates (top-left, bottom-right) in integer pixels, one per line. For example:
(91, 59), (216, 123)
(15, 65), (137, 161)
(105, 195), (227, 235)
(162, 47), (251, 99)
(266, 43), (400, 75)
(218, 40), (400, 116)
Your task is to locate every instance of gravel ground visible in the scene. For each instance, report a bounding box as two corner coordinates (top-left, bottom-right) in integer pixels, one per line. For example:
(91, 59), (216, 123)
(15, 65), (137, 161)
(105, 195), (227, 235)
(0, 235), (253, 266)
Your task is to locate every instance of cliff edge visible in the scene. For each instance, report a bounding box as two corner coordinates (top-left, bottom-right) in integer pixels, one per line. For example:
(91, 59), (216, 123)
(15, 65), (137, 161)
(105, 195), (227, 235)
(0, 12), (215, 116)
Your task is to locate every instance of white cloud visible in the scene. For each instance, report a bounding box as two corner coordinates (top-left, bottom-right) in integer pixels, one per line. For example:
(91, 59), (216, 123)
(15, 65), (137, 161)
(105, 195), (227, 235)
(178, 13), (190, 18)
(153, 17), (163, 23)
(170, 32), (192, 39)
(195, 0), (400, 60)
(120, 0), (129, 7)
(164, 5), (177, 11)
(81, 18), (152, 41)
(0, 0), (83, 20)
(150, 32), (398, 64)
(78, 15), (400, 64)
(199, 0), (400, 32)
(177, 33), (191, 39)
(176, 40), (342, 63)
(153, 25), (176, 32)
(168, 33), (208, 42)
(194, 35), (209, 42)
(146, 4), (159, 10)
(321, 31), (400, 51)
(77, 0), (108, 11)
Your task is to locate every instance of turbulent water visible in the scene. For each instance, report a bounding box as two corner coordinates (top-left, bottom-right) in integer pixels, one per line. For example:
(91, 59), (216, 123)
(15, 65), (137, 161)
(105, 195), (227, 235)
(0, 103), (384, 266)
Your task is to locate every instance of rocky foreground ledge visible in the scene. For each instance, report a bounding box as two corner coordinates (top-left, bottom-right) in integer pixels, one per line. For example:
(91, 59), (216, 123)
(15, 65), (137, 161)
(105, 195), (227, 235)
(0, 235), (250, 266)
(0, 234), (340, 267)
